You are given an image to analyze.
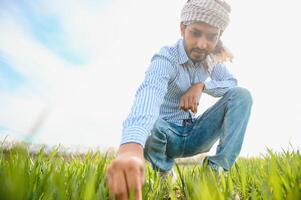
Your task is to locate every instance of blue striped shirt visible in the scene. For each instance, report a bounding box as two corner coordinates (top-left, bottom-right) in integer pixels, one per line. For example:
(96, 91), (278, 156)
(121, 39), (237, 147)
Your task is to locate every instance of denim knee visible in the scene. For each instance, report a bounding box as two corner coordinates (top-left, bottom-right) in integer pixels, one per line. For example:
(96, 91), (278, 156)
(143, 119), (175, 172)
(227, 87), (253, 106)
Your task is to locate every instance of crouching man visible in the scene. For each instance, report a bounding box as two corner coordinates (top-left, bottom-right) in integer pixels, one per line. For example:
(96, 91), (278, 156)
(106, 0), (252, 199)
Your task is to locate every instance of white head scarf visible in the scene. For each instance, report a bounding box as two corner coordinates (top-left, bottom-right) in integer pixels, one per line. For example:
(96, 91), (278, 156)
(180, 0), (231, 31)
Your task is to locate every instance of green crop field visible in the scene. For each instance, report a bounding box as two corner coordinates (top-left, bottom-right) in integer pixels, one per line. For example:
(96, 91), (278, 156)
(0, 144), (300, 200)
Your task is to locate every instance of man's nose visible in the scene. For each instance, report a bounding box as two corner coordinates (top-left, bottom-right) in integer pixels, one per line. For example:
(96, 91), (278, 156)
(197, 36), (208, 49)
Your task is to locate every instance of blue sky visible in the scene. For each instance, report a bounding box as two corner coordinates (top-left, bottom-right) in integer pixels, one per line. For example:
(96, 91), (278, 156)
(0, 0), (121, 145)
(0, 0), (89, 141)
(0, 0), (300, 156)
(0, 56), (26, 91)
(1, 0), (86, 66)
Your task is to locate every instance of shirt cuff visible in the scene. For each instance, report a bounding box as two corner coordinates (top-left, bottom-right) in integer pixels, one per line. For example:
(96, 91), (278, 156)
(203, 81), (215, 91)
(120, 126), (150, 148)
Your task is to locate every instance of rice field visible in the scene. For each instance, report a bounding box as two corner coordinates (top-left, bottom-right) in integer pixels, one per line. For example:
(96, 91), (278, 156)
(0, 144), (300, 200)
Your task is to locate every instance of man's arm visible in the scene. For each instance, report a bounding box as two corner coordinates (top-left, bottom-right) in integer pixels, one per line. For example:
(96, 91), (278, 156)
(179, 63), (236, 113)
(106, 53), (177, 200)
(121, 54), (177, 147)
(203, 63), (237, 97)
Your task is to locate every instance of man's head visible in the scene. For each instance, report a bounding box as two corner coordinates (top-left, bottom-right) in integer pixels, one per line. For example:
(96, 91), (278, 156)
(180, 0), (231, 63)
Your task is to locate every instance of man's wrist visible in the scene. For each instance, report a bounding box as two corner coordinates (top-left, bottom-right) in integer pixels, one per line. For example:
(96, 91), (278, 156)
(118, 143), (144, 158)
(194, 82), (205, 91)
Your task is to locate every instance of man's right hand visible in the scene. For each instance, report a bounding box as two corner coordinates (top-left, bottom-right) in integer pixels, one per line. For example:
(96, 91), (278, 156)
(179, 83), (204, 113)
(106, 143), (145, 200)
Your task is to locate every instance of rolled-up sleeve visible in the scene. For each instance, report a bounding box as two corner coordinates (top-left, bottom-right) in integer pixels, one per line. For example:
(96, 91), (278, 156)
(121, 54), (177, 147)
(203, 63), (237, 97)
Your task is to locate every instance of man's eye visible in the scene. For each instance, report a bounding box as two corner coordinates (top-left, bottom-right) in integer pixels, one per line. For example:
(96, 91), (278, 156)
(191, 30), (202, 37)
(208, 35), (218, 42)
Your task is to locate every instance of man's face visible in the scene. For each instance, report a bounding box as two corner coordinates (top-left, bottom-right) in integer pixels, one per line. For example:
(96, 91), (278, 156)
(181, 22), (221, 63)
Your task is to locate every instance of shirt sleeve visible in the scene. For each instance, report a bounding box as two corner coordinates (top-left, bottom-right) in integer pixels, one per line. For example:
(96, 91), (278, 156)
(203, 63), (237, 97)
(120, 54), (177, 147)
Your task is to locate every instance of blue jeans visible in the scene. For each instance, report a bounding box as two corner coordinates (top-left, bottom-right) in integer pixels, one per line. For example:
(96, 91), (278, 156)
(144, 87), (253, 171)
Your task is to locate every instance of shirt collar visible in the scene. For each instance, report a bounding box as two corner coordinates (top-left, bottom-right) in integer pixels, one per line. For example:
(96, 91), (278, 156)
(178, 39), (190, 65)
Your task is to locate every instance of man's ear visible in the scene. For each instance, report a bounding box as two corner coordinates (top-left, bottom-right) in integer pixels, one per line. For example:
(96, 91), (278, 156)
(180, 22), (186, 37)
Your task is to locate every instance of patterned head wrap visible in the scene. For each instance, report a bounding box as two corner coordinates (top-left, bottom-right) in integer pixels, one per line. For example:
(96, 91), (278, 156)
(180, 0), (231, 31)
